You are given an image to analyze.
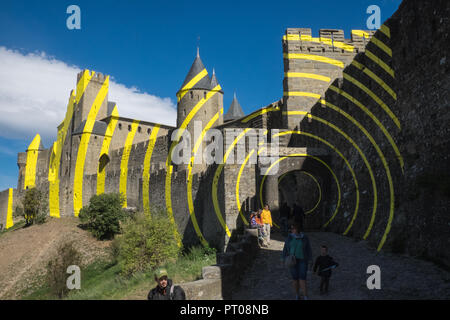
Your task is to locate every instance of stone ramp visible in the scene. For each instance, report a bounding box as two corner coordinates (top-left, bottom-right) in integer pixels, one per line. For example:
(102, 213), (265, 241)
(232, 231), (450, 300)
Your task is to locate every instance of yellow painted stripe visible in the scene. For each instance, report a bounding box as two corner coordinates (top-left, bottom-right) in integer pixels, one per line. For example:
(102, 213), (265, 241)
(164, 164), (183, 247)
(251, 95), (395, 248)
(187, 111), (220, 246)
(212, 128), (252, 237)
(96, 105), (119, 195)
(318, 99), (395, 244)
(283, 34), (355, 52)
(282, 111), (308, 116)
(173, 85), (222, 141)
(259, 150), (341, 227)
(165, 84), (222, 247)
(278, 170), (322, 214)
(351, 60), (397, 100)
(119, 120), (140, 208)
(352, 30), (370, 38)
(24, 134), (41, 190)
(370, 36), (392, 57)
(284, 91), (321, 99)
(380, 24), (391, 38)
(285, 72), (331, 82)
(300, 171), (322, 214)
(343, 73), (401, 129)
(284, 53), (345, 68)
(73, 75), (109, 216)
(277, 170), (322, 214)
(5, 188), (14, 229)
(142, 124), (160, 215)
(177, 69), (209, 101)
(236, 149), (255, 225)
(49, 73), (92, 218)
(329, 85), (403, 171)
(241, 106), (279, 124)
(365, 49), (395, 78)
(275, 130), (360, 230)
(310, 114), (372, 234)
(75, 70), (95, 103)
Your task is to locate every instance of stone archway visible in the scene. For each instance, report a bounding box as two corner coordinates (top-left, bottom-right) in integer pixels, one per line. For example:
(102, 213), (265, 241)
(258, 149), (334, 230)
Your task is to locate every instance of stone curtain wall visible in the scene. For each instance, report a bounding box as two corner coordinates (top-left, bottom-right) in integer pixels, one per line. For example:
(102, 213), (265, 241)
(290, 0), (450, 266)
(0, 188), (17, 230)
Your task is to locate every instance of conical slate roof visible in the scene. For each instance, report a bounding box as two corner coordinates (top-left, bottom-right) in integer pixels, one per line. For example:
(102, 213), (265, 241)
(209, 68), (219, 89)
(179, 52), (211, 92)
(224, 93), (245, 122)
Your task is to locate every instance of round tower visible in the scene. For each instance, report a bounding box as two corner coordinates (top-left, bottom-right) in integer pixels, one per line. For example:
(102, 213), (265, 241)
(176, 51), (224, 140)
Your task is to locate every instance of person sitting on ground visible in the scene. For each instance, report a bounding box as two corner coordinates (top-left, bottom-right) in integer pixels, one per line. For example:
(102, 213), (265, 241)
(250, 212), (258, 228)
(254, 210), (266, 244)
(147, 268), (186, 300)
(282, 223), (312, 300)
(313, 245), (339, 295)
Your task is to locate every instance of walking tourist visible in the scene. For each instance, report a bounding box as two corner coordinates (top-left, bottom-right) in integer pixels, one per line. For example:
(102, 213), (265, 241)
(282, 223), (312, 300)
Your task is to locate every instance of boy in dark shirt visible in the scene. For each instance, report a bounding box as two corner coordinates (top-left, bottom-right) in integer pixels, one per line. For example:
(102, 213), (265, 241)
(313, 245), (339, 295)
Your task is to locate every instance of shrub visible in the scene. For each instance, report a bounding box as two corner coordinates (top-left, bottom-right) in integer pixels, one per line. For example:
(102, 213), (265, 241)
(17, 187), (48, 226)
(116, 211), (181, 276)
(78, 193), (125, 240)
(46, 241), (82, 299)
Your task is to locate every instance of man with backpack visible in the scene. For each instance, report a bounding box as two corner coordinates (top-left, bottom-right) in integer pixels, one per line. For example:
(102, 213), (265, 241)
(147, 268), (186, 300)
(282, 223), (312, 300)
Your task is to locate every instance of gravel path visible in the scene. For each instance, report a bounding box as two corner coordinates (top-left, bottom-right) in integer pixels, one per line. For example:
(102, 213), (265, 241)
(232, 231), (450, 300)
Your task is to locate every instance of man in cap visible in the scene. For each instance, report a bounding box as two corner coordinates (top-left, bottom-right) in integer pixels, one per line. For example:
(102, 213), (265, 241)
(147, 268), (186, 300)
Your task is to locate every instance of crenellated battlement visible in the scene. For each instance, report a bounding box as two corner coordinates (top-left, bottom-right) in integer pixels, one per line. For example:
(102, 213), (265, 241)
(76, 69), (108, 83)
(283, 28), (376, 54)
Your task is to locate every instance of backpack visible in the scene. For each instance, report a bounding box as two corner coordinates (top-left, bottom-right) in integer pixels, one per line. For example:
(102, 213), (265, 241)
(290, 237), (304, 260)
(169, 284), (175, 300)
(284, 235), (303, 268)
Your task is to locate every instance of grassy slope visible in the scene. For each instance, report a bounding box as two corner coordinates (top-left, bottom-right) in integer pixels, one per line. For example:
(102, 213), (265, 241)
(22, 246), (216, 300)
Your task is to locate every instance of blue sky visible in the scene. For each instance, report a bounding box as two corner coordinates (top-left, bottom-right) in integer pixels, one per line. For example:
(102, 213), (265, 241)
(0, 0), (402, 191)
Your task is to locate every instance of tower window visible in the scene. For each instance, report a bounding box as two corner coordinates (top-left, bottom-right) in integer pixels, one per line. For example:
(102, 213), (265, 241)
(204, 91), (207, 99)
(118, 123), (122, 130)
(128, 124), (131, 131)
(183, 109), (186, 116)
(190, 91), (193, 99)
(147, 128), (151, 134)
(138, 126), (142, 133)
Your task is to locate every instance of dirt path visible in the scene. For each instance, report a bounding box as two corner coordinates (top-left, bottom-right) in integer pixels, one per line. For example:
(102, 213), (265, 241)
(0, 218), (111, 299)
(232, 231), (450, 300)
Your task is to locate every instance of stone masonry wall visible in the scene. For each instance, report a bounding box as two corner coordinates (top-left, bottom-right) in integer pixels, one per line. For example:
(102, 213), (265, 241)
(290, 0), (450, 266)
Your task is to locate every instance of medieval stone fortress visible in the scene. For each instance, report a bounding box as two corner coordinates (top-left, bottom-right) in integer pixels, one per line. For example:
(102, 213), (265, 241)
(0, 0), (449, 269)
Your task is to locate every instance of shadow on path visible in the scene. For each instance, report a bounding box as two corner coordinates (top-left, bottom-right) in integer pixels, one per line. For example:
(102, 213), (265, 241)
(232, 231), (450, 300)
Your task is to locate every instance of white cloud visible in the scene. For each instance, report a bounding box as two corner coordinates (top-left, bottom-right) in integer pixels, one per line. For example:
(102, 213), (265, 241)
(0, 46), (177, 147)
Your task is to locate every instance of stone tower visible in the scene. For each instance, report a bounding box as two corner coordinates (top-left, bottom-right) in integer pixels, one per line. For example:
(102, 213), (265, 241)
(72, 70), (109, 132)
(176, 51), (224, 173)
(282, 28), (375, 129)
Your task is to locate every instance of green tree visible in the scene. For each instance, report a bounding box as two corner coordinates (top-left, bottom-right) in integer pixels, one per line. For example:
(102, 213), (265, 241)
(78, 193), (126, 240)
(18, 187), (48, 226)
(115, 211), (181, 276)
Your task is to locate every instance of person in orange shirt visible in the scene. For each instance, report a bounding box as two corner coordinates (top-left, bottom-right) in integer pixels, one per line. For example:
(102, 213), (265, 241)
(261, 204), (273, 245)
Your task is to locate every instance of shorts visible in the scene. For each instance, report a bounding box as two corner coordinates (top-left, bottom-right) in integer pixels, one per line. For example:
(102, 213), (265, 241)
(289, 259), (308, 280)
